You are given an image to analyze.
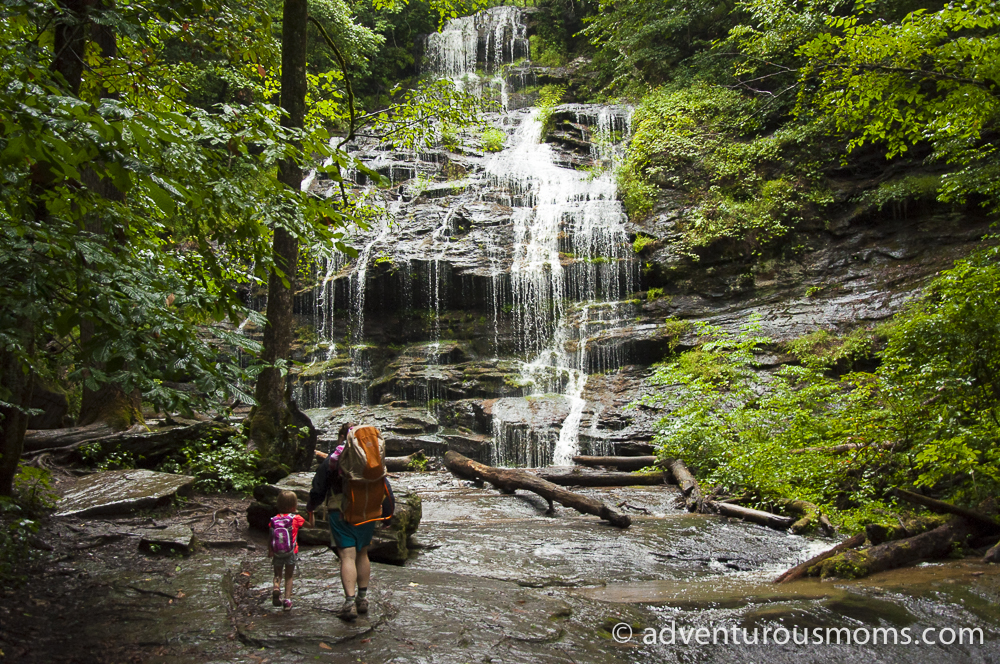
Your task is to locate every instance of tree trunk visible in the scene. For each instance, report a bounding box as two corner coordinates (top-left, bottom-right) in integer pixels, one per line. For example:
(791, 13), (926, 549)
(815, 519), (976, 579)
(51, 0), (88, 95)
(75, 2), (142, 431)
(667, 458), (704, 512)
(22, 422), (117, 452)
(77, 382), (142, 430)
(774, 533), (866, 584)
(572, 455), (657, 471)
(23, 421), (234, 467)
(248, 0), (309, 468)
(0, 345), (34, 496)
(706, 500), (795, 530)
(535, 470), (671, 487)
(443, 451), (631, 528)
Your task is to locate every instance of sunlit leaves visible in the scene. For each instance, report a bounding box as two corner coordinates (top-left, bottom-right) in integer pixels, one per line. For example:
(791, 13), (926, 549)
(795, 0), (1000, 209)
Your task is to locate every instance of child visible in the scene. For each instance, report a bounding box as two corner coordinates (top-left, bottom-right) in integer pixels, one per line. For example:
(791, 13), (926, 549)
(268, 490), (309, 611)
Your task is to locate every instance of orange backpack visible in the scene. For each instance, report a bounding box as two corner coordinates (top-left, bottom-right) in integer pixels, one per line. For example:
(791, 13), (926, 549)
(339, 425), (388, 526)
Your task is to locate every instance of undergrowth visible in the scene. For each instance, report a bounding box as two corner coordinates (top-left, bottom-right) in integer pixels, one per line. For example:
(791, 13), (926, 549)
(633, 248), (1000, 531)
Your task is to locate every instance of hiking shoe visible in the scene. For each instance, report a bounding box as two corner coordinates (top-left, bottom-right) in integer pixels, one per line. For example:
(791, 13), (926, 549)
(282, 599), (293, 612)
(356, 597), (369, 615)
(271, 589), (281, 607)
(337, 599), (357, 621)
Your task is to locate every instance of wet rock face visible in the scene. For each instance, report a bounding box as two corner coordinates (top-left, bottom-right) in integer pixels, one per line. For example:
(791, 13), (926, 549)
(55, 470), (195, 518)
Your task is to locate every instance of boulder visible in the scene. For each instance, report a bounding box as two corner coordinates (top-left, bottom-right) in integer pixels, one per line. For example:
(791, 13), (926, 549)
(55, 470), (195, 518)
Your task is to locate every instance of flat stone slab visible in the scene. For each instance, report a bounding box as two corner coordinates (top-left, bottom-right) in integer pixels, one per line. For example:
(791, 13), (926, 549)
(55, 469), (195, 518)
(136, 524), (194, 554)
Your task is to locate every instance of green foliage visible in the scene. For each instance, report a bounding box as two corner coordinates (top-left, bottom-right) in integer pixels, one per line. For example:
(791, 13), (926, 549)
(0, 0), (370, 421)
(858, 174), (942, 211)
(619, 84), (836, 251)
(634, 317), (895, 524)
(878, 248), (1000, 495)
(13, 466), (57, 515)
(636, 254), (1000, 528)
(0, 466), (53, 582)
(785, 327), (877, 371)
(646, 287), (665, 300)
(369, 79), (487, 151)
(158, 433), (262, 493)
(795, 0), (1000, 212)
(79, 443), (137, 471)
(632, 233), (657, 253)
(582, 0), (739, 93)
(536, 84), (566, 136)
(530, 34), (566, 67)
(481, 126), (506, 152)
(440, 123), (461, 151)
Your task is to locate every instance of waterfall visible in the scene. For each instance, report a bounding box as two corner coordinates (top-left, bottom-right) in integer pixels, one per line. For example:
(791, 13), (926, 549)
(425, 6), (529, 110)
(297, 7), (637, 467)
(485, 107), (635, 464)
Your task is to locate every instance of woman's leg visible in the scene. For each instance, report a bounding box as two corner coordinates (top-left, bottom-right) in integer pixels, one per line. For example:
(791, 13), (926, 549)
(356, 546), (370, 591)
(339, 546), (358, 597)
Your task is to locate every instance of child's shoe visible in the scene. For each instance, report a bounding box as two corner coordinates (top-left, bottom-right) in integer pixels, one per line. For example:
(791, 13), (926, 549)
(356, 597), (369, 614)
(282, 599), (293, 612)
(271, 589), (281, 607)
(337, 599), (357, 621)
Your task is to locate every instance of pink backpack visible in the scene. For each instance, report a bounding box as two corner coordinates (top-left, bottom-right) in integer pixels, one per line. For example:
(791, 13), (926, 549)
(269, 514), (296, 555)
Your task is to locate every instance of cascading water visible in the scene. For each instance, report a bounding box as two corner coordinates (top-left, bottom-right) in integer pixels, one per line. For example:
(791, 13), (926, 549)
(425, 6), (528, 110)
(296, 7), (638, 468)
(485, 106), (635, 466)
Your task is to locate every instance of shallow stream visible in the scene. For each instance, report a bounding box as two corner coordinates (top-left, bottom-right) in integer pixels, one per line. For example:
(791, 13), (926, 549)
(26, 471), (996, 663)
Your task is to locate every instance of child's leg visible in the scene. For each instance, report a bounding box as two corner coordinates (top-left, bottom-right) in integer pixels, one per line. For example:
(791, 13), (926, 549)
(284, 566), (294, 599)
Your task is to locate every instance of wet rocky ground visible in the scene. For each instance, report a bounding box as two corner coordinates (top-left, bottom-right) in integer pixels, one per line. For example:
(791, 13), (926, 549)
(2, 470), (999, 663)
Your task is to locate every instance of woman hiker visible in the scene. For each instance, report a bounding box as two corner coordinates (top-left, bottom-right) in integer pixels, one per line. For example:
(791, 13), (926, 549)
(306, 422), (387, 621)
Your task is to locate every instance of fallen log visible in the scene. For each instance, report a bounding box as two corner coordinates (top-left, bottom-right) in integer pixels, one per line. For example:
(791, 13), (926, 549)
(774, 533), (866, 584)
(774, 498), (835, 536)
(534, 470), (671, 487)
(22, 423), (117, 452)
(572, 455), (657, 471)
(892, 489), (1000, 532)
(668, 459), (704, 513)
(443, 451), (631, 528)
(814, 519), (976, 579)
(707, 501), (795, 530)
(22, 421), (235, 467)
(315, 448), (427, 472)
(985, 539), (1000, 564)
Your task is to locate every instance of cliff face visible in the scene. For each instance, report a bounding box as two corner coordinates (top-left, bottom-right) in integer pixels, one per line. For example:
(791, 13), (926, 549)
(283, 7), (992, 465)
